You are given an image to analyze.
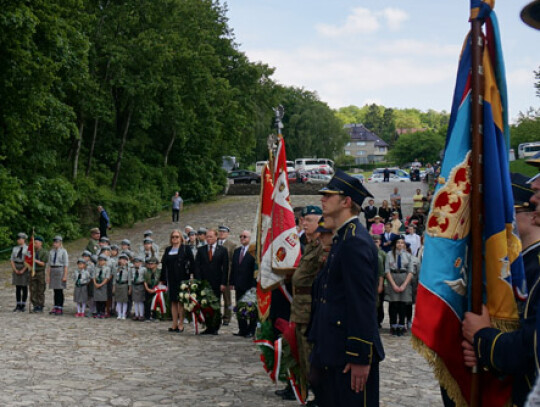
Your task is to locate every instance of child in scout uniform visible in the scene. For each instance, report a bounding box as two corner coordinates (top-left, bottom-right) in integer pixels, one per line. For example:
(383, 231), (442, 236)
(73, 259), (91, 317)
(93, 254), (111, 318)
(30, 236), (49, 313)
(113, 253), (130, 320)
(143, 257), (161, 321)
(129, 256), (146, 321)
(47, 235), (69, 315)
(10, 232), (29, 312)
(120, 239), (134, 260)
(140, 238), (158, 262)
(82, 250), (96, 316)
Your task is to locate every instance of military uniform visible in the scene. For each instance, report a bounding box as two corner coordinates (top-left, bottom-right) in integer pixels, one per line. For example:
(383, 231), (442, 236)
(290, 239), (324, 398)
(30, 242), (49, 311)
(144, 262), (161, 320)
(86, 238), (100, 256)
(309, 170), (385, 407)
(472, 173), (540, 406)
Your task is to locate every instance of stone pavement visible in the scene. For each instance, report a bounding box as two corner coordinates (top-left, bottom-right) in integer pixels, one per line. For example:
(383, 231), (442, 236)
(0, 184), (442, 406)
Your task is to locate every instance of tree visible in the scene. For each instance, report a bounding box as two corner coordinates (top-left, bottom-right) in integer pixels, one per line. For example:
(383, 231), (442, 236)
(510, 109), (540, 152)
(388, 128), (446, 166)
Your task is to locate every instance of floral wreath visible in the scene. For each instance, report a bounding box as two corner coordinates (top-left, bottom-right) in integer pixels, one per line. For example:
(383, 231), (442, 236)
(178, 279), (221, 334)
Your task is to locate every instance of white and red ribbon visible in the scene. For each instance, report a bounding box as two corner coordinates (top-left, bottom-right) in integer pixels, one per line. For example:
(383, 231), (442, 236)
(150, 285), (167, 314)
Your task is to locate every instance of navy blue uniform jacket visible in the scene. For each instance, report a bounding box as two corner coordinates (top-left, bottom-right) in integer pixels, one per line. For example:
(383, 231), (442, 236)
(309, 217), (385, 367)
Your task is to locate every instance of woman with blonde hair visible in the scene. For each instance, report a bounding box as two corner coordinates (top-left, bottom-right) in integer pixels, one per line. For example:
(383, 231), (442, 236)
(160, 229), (194, 332)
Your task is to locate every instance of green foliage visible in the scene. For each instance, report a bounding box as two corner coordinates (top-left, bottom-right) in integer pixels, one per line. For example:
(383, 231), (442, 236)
(388, 128), (446, 166)
(510, 109), (540, 151)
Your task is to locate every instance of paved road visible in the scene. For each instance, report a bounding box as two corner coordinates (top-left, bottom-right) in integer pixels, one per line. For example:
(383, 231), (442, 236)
(0, 183), (442, 406)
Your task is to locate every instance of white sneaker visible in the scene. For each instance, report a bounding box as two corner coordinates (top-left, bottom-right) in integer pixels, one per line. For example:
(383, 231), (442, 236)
(121, 315), (126, 320)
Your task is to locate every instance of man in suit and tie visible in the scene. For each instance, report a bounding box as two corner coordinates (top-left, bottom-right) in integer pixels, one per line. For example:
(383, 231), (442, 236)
(363, 199), (378, 231)
(195, 228), (229, 334)
(217, 225), (237, 326)
(230, 230), (257, 337)
(381, 222), (399, 253)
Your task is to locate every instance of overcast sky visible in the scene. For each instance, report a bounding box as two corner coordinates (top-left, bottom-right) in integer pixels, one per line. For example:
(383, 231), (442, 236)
(226, 0), (539, 122)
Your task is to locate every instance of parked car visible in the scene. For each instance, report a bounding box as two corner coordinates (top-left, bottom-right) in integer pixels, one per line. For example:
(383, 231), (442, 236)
(367, 173), (411, 183)
(227, 170), (260, 184)
(351, 174), (365, 183)
(305, 173), (332, 184)
(373, 168), (410, 180)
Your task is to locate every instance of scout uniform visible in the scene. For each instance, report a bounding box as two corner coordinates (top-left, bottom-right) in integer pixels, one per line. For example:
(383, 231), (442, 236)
(139, 238), (159, 261)
(218, 225), (236, 325)
(139, 230), (160, 258)
(11, 232), (29, 311)
(93, 256), (111, 317)
(114, 254), (130, 320)
(290, 207), (325, 400)
(48, 235), (69, 315)
(144, 257), (161, 320)
(30, 236), (49, 312)
(384, 247), (414, 336)
(130, 257), (147, 321)
(82, 251), (96, 314)
(73, 259), (91, 316)
(473, 173), (540, 407)
(309, 170), (385, 407)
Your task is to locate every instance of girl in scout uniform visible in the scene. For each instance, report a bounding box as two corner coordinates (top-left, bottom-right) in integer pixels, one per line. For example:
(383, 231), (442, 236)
(10, 232), (29, 312)
(93, 254), (111, 318)
(129, 256), (146, 321)
(113, 253), (130, 320)
(47, 236), (69, 315)
(384, 238), (414, 336)
(73, 259), (91, 317)
(82, 250), (96, 316)
(140, 238), (157, 262)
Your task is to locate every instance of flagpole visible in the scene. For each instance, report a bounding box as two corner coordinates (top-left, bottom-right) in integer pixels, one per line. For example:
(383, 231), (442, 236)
(469, 16), (484, 407)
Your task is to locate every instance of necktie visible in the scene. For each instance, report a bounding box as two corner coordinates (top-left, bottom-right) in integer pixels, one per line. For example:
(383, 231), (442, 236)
(135, 269), (139, 283)
(53, 251), (57, 265)
(17, 247), (23, 259)
(76, 273), (81, 287)
(208, 245), (213, 261)
(239, 247), (245, 264)
(398, 253), (402, 269)
(98, 269), (103, 282)
(118, 268), (123, 283)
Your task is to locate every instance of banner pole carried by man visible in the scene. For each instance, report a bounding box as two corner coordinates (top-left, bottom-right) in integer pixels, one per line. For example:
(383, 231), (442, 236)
(412, 1), (527, 406)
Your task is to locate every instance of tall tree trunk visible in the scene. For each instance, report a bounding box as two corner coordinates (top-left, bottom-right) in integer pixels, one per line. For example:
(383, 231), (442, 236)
(111, 106), (133, 190)
(86, 118), (99, 176)
(73, 121), (84, 180)
(164, 128), (176, 166)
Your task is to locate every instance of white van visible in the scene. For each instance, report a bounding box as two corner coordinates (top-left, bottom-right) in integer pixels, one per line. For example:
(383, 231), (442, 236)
(518, 142), (540, 159)
(255, 160), (295, 174)
(294, 158), (335, 174)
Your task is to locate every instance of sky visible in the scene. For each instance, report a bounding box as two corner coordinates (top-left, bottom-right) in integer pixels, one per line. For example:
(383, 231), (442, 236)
(226, 0), (539, 122)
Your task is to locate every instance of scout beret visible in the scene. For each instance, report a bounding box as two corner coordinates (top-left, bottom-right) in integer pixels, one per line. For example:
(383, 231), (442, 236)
(302, 205), (323, 216)
(143, 230), (153, 237)
(17, 232), (28, 240)
(315, 217), (332, 234)
(121, 239), (131, 246)
(218, 225), (230, 233)
(143, 238), (153, 244)
(110, 244), (119, 251)
(100, 246), (111, 252)
(188, 230), (196, 236)
(185, 225), (194, 231)
(77, 258), (87, 265)
(98, 254), (108, 261)
(197, 227), (207, 234)
(511, 173), (534, 209)
(35, 235), (44, 242)
(53, 235), (63, 242)
(318, 169), (374, 206)
(90, 228), (100, 234)
(133, 256), (144, 263)
(99, 237), (110, 243)
(82, 250), (93, 257)
(146, 256), (159, 264)
(118, 253), (129, 260)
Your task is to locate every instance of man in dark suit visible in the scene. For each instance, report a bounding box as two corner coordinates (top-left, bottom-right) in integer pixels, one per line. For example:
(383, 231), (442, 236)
(363, 198), (378, 231)
(217, 225), (236, 326)
(380, 222), (399, 253)
(195, 228), (229, 334)
(309, 170), (385, 407)
(230, 230), (257, 337)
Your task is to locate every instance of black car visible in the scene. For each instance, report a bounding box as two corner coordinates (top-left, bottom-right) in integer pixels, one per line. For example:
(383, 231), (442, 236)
(227, 170), (261, 184)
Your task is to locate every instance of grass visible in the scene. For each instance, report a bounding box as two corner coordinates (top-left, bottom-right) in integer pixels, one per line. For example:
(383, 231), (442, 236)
(509, 159), (537, 177)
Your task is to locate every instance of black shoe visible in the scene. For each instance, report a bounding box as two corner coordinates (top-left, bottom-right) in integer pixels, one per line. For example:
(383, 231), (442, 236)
(201, 329), (211, 335)
(396, 328), (403, 337)
(245, 332), (254, 338)
(306, 400), (319, 407)
(13, 305), (20, 312)
(275, 388), (289, 397)
(281, 388), (296, 401)
(20, 305), (26, 312)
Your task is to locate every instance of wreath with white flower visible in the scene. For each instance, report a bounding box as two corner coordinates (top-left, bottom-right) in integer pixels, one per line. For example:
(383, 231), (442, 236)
(178, 279), (221, 333)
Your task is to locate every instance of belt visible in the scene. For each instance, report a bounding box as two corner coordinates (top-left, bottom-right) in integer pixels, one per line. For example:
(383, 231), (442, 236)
(294, 286), (312, 295)
(51, 265), (63, 269)
(14, 261), (24, 264)
(116, 281), (128, 285)
(391, 270), (407, 274)
(134, 282), (144, 285)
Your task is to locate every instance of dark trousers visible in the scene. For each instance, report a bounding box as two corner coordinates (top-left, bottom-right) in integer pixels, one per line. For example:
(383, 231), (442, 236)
(406, 303), (413, 324)
(96, 301), (106, 314)
(30, 271), (46, 307)
(389, 301), (406, 327)
(53, 289), (64, 307)
(377, 293), (385, 325)
(16, 285), (28, 303)
(172, 209), (179, 222)
(310, 363), (380, 407)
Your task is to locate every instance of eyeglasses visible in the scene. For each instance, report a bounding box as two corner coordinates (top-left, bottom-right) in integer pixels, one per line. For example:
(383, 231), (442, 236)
(239, 235), (248, 238)
(171, 235), (180, 239)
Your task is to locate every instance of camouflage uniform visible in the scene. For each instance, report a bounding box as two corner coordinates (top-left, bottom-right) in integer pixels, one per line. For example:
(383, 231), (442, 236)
(290, 239), (324, 397)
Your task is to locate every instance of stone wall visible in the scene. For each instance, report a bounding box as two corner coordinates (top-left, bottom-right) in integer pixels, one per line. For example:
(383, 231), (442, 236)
(226, 183), (322, 196)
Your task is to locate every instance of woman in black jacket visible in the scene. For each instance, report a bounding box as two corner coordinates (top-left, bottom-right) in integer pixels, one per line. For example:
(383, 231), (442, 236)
(160, 230), (194, 332)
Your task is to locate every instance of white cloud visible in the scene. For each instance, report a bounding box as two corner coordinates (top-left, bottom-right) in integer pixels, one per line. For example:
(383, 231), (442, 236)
(316, 7), (409, 38)
(507, 68), (535, 87)
(316, 8), (379, 37)
(377, 39), (461, 57)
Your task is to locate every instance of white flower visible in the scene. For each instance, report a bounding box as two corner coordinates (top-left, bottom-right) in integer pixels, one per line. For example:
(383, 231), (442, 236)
(184, 293), (190, 300)
(191, 283), (198, 290)
(180, 283), (188, 290)
(200, 290), (207, 296)
(201, 299), (207, 306)
(191, 293), (197, 300)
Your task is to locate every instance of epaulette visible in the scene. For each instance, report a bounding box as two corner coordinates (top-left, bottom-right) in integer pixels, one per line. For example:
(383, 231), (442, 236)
(343, 222), (357, 241)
